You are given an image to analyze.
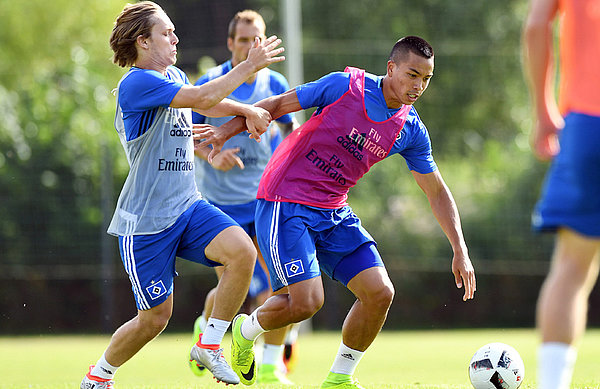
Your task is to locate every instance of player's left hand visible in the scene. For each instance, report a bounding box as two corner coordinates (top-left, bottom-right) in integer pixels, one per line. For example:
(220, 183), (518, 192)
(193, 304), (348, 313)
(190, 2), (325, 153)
(193, 124), (226, 164)
(452, 252), (476, 301)
(245, 106), (272, 141)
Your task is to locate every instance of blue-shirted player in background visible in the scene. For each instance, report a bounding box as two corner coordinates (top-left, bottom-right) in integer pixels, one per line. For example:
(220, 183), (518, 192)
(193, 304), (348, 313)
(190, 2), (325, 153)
(189, 10), (300, 385)
(80, 2), (284, 388)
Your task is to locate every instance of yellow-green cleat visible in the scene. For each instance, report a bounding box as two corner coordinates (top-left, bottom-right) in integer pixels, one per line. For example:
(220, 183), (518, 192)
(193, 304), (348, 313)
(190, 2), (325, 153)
(257, 363), (294, 385)
(188, 315), (207, 377)
(321, 372), (365, 389)
(231, 314), (257, 385)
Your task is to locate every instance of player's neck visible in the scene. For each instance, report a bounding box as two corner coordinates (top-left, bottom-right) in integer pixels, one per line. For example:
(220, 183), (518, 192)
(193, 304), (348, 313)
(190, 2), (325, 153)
(380, 76), (402, 109)
(135, 57), (168, 75)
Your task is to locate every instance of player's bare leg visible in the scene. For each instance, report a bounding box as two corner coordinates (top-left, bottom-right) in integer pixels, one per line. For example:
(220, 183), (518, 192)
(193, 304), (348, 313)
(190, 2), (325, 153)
(320, 267), (393, 388)
(190, 226), (255, 384)
(537, 228), (600, 389)
(105, 294), (174, 367)
(538, 228), (599, 343)
(254, 277), (324, 330)
(204, 226), (256, 321)
(342, 266), (394, 351)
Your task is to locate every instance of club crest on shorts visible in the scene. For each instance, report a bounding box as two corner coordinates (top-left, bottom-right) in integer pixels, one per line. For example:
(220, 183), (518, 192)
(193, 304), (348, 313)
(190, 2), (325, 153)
(285, 259), (305, 278)
(146, 280), (167, 300)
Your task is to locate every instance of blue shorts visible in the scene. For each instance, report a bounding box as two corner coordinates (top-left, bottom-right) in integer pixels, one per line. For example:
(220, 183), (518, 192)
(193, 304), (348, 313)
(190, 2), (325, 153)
(210, 199), (269, 298)
(533, 112), (600, 237)
(255, 199), (383, 291)
(118, 199), (238, 310)
(211, 200), (258, 237)
(248, 261), (270, 298)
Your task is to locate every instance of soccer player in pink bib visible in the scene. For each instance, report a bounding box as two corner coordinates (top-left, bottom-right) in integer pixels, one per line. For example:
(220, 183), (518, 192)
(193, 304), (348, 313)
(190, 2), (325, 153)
(197, 36), (476, 388)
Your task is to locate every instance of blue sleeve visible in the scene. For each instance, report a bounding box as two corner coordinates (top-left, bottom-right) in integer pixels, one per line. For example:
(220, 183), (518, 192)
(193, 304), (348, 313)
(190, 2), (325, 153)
(295, 72), (351, 112)
(191, 75), (210, 124)
(400, 123), (437, 174)
(389, 109), (437, 174)
(119, 69), (183, 113)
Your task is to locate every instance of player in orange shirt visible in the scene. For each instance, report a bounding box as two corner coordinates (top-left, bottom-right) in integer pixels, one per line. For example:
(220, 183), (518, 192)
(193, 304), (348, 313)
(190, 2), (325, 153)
(523, 0), (600, 388)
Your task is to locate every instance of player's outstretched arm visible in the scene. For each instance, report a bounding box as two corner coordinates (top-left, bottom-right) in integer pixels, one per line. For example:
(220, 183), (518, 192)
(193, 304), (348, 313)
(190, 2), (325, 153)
(412, 170), (476, 301)
(171, 35), (284, 111)
(194, 89), (302, 163)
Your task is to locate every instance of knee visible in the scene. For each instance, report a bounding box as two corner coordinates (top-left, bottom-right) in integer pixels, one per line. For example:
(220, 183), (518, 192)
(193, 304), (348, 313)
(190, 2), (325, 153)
(364, 282), (395, 313)
(227, 237), (257, 273)
(139, 309), (171, 338)
(289, 292), (324, 322)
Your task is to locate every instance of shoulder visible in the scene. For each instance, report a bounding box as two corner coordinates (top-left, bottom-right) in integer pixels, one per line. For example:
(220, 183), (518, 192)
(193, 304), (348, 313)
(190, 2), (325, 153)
(167, 66), (189, 84)
(267, 68), (290, 88)
(405, 106), (425, 128)
(120, 67), (163, 87)
(363, 71), (380, 86)
(299, 71), (350, 90)
(196, 62), (230, 86)
(403, 107), (430, 140)
(296, 71), (351, 109)
(324, 71), (351, 83)
(119, 68), (165, 100)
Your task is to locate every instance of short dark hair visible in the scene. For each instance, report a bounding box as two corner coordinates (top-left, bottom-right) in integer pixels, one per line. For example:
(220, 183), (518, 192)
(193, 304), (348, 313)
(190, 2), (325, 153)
(110, 1), (164, 68)
(389, 36), (434, 64)
(227, 10), (266, 39)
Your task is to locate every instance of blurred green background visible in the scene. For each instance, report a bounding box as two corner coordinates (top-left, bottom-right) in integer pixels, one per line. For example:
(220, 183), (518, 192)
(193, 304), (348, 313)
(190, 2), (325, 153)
(1, 0), (595, 335)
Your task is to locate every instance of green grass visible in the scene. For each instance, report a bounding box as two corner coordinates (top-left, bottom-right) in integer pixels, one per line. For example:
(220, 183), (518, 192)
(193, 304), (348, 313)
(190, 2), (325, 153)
(1, 328), (600, 388)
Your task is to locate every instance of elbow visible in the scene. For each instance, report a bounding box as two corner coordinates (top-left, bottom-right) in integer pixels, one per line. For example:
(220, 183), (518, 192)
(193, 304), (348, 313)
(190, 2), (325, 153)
(523, 20), (549, 45)
(194, 93), (222, 111)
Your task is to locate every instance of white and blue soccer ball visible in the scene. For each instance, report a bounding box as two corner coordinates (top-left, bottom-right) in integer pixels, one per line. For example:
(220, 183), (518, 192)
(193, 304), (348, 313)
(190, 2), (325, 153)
(468, 342), (525, 389)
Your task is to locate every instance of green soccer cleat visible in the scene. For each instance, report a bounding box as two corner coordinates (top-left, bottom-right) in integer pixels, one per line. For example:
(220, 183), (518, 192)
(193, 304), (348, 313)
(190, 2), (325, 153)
(321, 372), (365, 389)
(257, 363), (294, 385)
(188, 315), (207, 377)
(231, 314), (257, 385)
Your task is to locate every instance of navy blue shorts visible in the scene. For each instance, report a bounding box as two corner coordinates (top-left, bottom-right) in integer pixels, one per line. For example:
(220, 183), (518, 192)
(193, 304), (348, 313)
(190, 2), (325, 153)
(533, 112), (600, 237)
(118, 200), (238, 310)
(255, 199), (383, 291)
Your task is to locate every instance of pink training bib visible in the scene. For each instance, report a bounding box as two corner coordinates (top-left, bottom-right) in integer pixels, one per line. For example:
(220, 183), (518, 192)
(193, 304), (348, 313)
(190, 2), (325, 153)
(257, 67), (411, 209)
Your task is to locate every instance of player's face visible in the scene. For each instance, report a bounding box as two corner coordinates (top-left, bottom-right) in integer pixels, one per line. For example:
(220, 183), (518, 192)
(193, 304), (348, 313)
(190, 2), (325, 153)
(146, 12), (179, 68)
(228, 21), (266, 66)
(384, 51), (434, 108)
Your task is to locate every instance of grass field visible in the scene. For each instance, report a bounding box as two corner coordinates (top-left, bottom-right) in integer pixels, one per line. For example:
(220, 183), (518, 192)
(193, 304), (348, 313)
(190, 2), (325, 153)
(2, 328), (600, 388)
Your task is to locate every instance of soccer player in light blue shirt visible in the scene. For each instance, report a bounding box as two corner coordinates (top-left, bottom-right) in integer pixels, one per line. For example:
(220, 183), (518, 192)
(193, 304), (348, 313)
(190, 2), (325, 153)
(190, 10), (299, 384)
(80, 3), (284, 388)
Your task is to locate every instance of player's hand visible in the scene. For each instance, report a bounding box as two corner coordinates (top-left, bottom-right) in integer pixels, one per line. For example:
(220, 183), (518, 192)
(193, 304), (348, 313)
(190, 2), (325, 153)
(209, 147), (244, 171)
(531, 114), (564, 161)
(245, 106), (272, 142)
(193, 124), (226, 164)
(245, 35), (285, 72)
(452, 252), (476, 301)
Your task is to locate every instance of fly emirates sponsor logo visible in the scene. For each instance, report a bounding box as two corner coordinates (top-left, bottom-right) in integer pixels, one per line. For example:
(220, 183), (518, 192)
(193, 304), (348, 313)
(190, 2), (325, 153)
(159, 110), (194, 171)
(305, 149), (346, 185)
(158, 147), (194, 171)
(336, 127), (388, 161)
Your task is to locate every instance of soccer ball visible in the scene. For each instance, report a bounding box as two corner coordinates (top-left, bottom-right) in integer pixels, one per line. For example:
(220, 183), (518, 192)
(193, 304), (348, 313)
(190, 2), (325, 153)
(468, 342), (525, 389)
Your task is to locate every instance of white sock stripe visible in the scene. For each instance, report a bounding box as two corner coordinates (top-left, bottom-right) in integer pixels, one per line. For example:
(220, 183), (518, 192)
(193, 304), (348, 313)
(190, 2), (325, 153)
(270, 202), (288, 286)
